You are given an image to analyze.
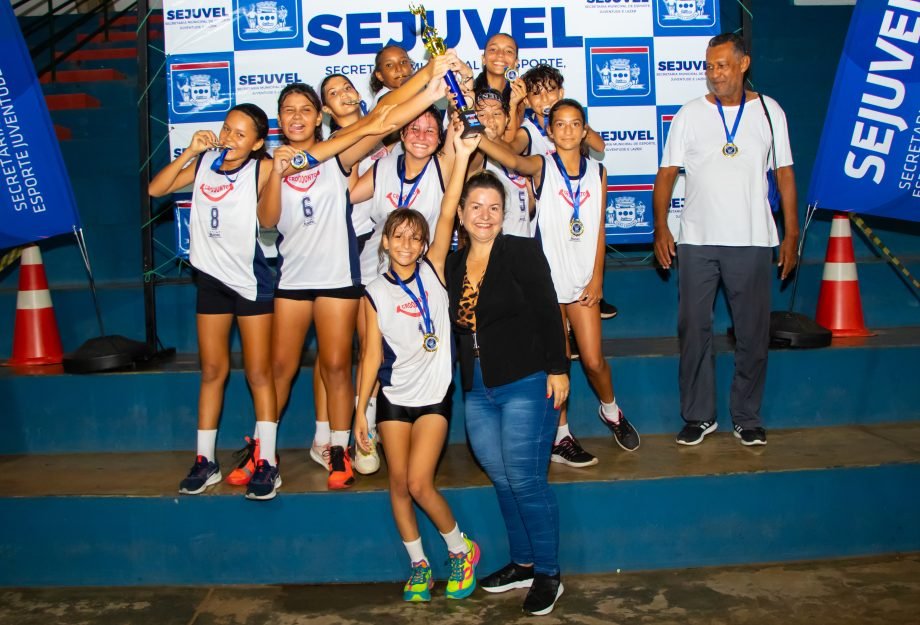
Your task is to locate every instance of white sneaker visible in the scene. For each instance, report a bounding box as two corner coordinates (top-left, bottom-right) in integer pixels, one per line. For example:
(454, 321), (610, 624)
(354, 430), (381, 475)
(309, 440), (330, 469)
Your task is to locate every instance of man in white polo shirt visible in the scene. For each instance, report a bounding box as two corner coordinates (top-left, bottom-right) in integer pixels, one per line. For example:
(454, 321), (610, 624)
(652, 33), (800, 447)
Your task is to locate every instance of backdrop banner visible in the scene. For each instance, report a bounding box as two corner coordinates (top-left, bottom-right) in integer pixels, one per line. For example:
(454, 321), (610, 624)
(0, 1), (82, 249)
(162, 0), (721, 243)
(808, 0), (920, 222)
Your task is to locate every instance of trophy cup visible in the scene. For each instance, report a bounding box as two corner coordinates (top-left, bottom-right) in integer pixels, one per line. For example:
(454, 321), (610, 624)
(409, 4), (484, 137)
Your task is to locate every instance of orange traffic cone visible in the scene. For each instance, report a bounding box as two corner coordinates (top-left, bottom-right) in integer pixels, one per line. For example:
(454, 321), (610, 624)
(7, 245), (63, 365)
(815, 214), (872, 337)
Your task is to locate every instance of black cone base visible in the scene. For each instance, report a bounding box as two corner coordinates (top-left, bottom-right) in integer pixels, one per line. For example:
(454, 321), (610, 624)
(63, 335), (155, 374)
(769, 311), (832, 349)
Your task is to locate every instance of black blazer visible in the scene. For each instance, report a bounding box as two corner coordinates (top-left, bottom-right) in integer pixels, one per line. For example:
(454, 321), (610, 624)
(446, 234), (568, 390)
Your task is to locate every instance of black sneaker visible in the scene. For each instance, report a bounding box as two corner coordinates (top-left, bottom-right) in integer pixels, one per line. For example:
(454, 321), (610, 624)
(245, 459), (282, 500)
(551, 435), (598, 468)
(599, 299), (618, 320)
(568, 327), (579, 361)
(733, 424), (767, 446)
(178, 455), (221, 495)
(676, 420), (718, 446)
(481, 562), (534, 594)
(522, 573), (564, 616)
(599, 408), (640, 451)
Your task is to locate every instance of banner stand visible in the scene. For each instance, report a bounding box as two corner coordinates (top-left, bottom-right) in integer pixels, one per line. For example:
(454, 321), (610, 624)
(62, 227), (171, 373)
(769, 203), (832, 348)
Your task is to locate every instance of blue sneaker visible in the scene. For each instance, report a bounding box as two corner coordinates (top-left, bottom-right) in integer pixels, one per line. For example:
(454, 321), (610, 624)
(245, 459), (282, 500)
(178, 455), (221, 495)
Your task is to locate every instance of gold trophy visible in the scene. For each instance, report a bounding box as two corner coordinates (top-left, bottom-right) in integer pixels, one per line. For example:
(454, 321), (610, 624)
(409, 4), (484, 137)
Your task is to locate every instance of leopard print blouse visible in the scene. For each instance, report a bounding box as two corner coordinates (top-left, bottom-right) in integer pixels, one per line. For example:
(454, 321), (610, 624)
(456, 272), (482, 332)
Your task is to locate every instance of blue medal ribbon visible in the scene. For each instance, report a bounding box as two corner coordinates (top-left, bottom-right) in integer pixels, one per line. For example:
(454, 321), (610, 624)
(392, 267), (436, 349)
(552, 152), (586, 226)
(398, 155), (430, 208)
(210, 148), (229, 173)
(525, 110), (548, 138)
(714, 89), (746, 156)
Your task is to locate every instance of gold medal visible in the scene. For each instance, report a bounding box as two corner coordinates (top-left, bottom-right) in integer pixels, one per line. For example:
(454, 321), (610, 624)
(423, 333), (439, 352)
(570, 218), (585, 238)
(722, 142), (739, 157)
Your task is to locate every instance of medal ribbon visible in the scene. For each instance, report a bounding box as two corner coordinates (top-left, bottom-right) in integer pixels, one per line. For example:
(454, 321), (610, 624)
(398, 155), (430, 208)
(525, 110), (548, 138)
(714, 89), (746, 150)
(392, 267), (434, 339)
(552, 153), (586, 224)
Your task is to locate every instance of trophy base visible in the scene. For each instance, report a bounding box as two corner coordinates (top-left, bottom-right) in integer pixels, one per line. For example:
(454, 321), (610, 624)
(458, 108), (485, 138)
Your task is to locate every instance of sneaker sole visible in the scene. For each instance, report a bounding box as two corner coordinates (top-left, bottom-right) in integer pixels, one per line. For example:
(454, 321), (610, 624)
(676, 422), (718, 446)
(354, 452), (381, 475)
(526, 582), (564, 616)
(733, 431), (767, 446)
(179, 470), (222, 495)
(482, 578), (533, 593)
(599, 312), (618, 320)
(244, 475), (283, 501)
(550, 454), (599, 468)
(309, 448), (329, 470)
(327, 476), (355, 490)
(403, 591), (432, 602)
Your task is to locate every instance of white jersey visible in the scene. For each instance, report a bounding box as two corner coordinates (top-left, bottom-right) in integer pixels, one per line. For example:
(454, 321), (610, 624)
(484, 158), (532, 238)
(365, 259), (452, 406)
(533, 155), (603, 304)
(521, 112), (556, 157)
(367, 152), (445, 278)
(190, 151), (271, 302)
(275, 156), (360, 290)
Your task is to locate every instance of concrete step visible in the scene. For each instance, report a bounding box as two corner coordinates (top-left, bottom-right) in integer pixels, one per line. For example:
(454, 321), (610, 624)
(0, 423), (917, 585)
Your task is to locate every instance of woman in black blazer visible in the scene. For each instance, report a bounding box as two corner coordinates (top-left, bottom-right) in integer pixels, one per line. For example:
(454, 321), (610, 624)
(443, 133), (569, 616)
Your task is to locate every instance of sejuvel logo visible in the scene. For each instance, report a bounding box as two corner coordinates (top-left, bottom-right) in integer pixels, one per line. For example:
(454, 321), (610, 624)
(586, 40), (654, 106)
(607, 196), (648, 228)
(235, 0), (302, 49)
(660, 0), (709, 21)
(169, 57), (233, 122)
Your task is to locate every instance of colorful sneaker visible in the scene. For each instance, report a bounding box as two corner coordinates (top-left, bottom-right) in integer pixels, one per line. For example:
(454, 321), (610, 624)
(403, 560), (433, 602)
(445, 535), (480, 599)
(327, 445), (355, 490)
(245, 459), (282, 500)
(310, 440), (330, 470)
(178, 455), (221, 495)
(354, 429), (381, 475)
(599, 408), (641, 451)
(225, 436), (258, 486)
(551, 435), (598, 468)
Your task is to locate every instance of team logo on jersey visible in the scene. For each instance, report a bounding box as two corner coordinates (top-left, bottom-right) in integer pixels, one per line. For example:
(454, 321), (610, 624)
(168, 54), (234, 123)
(558, 189), (591, 208)
(284, 169), (321, 193)
(586, 39), (655, 106)
(368, 146), (389, 162)
(199, 182), (234, 202)
(395, 292), (430, 318)
(386, 188), (420, 209)
(607, 196), (649, 229)
(234, 0), (302, 50)
(504, 170), (528, 189)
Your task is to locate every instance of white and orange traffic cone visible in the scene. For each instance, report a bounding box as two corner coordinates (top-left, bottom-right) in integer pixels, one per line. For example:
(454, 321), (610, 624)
(815, 214), (873, 338)
(7, 245), (63, 365)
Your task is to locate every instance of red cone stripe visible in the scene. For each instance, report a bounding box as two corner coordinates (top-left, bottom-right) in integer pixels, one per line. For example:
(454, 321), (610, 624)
(17, 263), (50, 291)
(825, 236), (856, 263)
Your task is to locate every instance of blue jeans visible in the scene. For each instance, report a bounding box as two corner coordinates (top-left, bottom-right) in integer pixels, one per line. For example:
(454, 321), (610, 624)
(465, 361), (560, 576)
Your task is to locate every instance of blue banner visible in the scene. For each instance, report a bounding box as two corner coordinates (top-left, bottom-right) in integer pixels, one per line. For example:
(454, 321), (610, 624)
(0, 2), (81, 249)
(808, 0), (920, 222)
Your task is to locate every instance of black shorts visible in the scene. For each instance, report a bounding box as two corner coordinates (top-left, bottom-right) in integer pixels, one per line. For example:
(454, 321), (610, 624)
(196, 271), (274, 317)
(376, 385), (453, 424)
(275, 285), (364, 301)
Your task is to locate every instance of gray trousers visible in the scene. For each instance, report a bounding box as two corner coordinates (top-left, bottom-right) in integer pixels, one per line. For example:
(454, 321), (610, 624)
(677, 244), (772, 428)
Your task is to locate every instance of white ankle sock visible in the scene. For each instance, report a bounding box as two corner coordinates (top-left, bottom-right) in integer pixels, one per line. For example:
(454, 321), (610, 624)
(256, 421), (278, 466)
(314, 421), (331, 446)
(403, 537), (428, 564)
(554, 423), (571, 445)
(601, 399), (621, 423)
(196, 429), (217, 462)
(331, 429), (351, 449)
(440, 524), (469, 555)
